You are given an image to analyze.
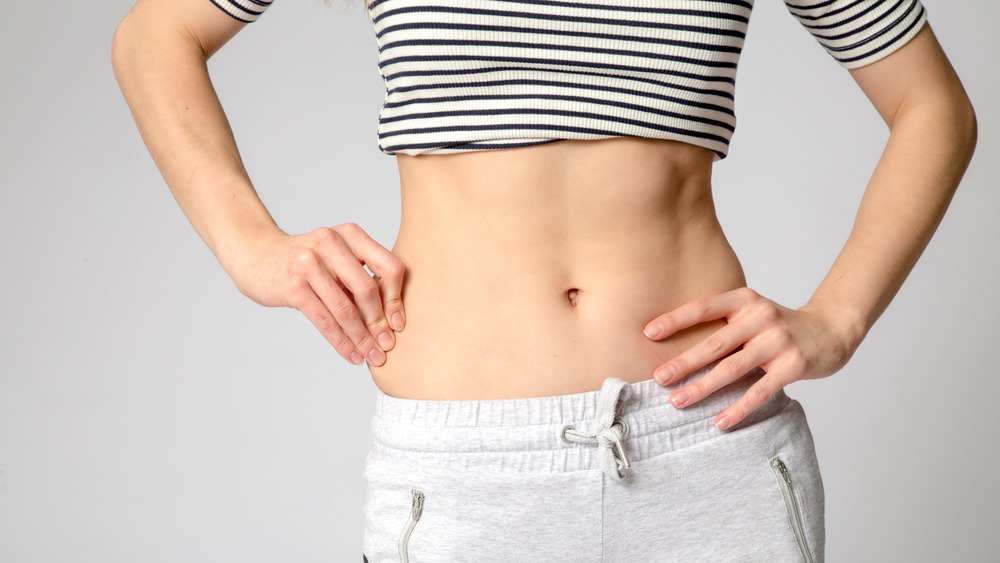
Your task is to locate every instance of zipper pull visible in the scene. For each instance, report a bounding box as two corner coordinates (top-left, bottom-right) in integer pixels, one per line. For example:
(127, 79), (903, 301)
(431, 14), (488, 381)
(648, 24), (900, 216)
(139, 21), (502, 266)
(411, 489), (425, 521)
(772, 457), (792, 485)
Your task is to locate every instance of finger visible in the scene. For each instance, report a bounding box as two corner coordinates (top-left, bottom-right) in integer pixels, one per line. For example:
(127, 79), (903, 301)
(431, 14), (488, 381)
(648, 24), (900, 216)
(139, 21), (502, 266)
(358, 253), (406, 332)
(375, 268), (406, 332)
(312, 225), (396, 354)
(643, 287), (757, 341)
(325, 250), (396, 354)
(302, 254), (387, 366)
(653, 321), (757, 385)
(335, 224), (406, 332)
(292, 285), (365, 366)
(713, 368), (790, 430)
(667, 339), (778, 410)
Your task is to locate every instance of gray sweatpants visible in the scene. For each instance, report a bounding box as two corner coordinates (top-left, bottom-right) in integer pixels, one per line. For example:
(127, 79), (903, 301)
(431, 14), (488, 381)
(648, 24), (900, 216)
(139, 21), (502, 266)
(362, 366), (824, 562)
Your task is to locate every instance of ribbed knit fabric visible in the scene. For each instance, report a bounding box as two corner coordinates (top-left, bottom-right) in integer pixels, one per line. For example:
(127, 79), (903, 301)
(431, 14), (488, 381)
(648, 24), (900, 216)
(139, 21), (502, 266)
(210, 0), (928, 159)
(209, 0), (273, 23)
(784, 0), (928, 69)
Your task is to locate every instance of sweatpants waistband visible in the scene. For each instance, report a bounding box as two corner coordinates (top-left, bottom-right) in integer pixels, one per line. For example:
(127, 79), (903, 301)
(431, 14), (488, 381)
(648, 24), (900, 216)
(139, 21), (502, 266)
(370, 364), (790, 474)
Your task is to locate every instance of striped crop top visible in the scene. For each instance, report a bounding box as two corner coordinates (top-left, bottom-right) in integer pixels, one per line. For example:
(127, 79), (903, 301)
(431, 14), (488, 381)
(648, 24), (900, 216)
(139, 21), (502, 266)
(212, 0), (928, 160)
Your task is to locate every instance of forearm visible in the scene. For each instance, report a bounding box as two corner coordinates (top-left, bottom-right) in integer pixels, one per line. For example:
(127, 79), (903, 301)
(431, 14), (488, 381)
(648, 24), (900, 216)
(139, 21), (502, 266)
(111, 8), (281, 274)
(804, 94), (977, 348)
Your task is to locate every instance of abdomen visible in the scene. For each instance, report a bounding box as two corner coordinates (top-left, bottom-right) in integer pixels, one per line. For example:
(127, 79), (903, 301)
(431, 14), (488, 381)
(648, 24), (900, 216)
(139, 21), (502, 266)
(368, 137), (746, 399)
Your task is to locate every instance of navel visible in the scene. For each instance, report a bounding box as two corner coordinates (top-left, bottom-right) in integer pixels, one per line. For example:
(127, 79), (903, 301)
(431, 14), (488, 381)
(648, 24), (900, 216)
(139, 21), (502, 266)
(566, 288), (580, 308)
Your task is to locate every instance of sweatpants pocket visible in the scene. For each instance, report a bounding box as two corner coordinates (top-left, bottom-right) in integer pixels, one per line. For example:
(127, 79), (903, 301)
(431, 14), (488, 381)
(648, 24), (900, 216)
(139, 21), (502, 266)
(770, 455), (815, 563)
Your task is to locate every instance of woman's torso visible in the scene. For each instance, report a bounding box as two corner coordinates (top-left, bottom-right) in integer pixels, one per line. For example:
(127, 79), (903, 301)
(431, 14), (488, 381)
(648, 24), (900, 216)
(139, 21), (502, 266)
(368, 137), (746, 400)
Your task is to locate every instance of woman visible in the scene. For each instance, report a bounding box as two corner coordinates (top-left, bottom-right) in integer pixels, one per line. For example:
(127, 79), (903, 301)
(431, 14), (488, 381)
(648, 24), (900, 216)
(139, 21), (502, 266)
(112, 0), (976, 560)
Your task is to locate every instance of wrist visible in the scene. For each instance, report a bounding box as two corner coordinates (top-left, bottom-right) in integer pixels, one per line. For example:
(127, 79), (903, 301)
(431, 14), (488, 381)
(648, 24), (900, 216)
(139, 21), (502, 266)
(799, 297), (870, 356)
(214, 221), (287, 277)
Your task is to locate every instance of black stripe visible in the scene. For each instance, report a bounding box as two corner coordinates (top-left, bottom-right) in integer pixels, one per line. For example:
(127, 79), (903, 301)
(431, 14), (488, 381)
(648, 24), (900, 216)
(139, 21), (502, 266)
(437, 138), (567, 151)
(784, 0), (839, 10)
(835, 3), (924, 63)
(467, 0), (750, 21)
(705, 0), (753, 9)
(382, 64), (736, 100)
(378, 22), (743, 56)
(377, 108), (732, 145)
(385, 78), (735, 116)
(222, 0), (267, 17)
(382, 132), (727, 159)
(370, 0), (752, 18)
(380, 93), (735, 131)
(785, 0), (866, 22)
(373, 6), (747, 40)
(797, 0), (902, 33)
(379, 39), (739, 70)
(208, 0), (255, 23)
(380, 55), (737, 87)
(802, 0), (901, 39)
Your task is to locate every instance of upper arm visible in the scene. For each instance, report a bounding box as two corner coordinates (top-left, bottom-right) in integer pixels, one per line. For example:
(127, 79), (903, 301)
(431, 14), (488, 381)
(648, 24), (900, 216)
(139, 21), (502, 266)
(783, 0), (973, 131)
(115, 0), (274, 59)
(848, 24), (975, 131)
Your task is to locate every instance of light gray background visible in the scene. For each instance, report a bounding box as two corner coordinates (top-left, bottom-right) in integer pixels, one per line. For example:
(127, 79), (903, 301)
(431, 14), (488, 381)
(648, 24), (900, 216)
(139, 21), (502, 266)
(1, 0), (996, 560)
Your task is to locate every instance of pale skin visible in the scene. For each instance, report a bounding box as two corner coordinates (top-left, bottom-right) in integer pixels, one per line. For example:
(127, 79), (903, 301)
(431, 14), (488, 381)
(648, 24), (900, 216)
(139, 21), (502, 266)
(647, 26), (978, 430)
(113, 0), (976, 431)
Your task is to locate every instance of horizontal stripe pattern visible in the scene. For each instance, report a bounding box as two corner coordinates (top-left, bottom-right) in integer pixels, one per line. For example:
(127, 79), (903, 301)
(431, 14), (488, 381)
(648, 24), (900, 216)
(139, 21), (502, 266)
(207, 0), (928, 157)
(209, 0), (273, 23)
(368, 0), (751, 159)
(784, 0), (927, 68)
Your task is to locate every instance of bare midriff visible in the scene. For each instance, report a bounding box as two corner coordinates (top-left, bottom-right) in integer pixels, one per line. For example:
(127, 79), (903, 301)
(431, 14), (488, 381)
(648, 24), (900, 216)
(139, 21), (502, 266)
(368, 137), (747, 400)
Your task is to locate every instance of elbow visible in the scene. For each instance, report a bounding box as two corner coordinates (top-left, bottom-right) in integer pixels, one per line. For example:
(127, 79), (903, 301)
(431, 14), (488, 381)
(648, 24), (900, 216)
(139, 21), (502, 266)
(912, 90), (978, 169)
(110, 16), (126, 75)
(111, 11), (211, 84)
(960, 98), (978, 161)
(110, 13), (139, 82)
(940, 96), (978, 202)
(947, 93), (978, 171)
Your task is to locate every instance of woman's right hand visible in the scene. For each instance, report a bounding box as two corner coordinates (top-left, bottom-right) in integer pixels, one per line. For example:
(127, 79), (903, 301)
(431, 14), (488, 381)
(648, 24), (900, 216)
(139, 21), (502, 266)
(231, 224), (406, 367)
(112, 2), (405, 366)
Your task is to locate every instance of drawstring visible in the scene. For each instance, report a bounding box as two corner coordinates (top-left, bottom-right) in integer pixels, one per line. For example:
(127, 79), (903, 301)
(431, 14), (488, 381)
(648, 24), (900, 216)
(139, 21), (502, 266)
(560, 378), (633, 480)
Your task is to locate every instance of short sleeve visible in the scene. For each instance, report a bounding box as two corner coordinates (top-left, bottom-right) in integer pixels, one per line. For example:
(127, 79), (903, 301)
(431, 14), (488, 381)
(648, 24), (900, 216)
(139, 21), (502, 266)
(784, 0), (928, 69)
(209, 0), (274, 23)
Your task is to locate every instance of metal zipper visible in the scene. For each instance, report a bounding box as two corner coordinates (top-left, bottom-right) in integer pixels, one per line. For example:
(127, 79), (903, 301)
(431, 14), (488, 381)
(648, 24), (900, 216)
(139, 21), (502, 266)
(398, 489), (425, 563)
(770, 457), (815, 563)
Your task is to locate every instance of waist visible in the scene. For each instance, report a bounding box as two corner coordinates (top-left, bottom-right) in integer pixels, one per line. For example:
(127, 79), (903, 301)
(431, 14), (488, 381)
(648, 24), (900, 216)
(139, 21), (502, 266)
(368, 363), (786, 475)
(369, 137), (745, 399)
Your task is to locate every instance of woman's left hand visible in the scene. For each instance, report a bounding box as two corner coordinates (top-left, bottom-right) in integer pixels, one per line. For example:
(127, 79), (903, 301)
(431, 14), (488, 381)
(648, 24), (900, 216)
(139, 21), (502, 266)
(643, 287), (863, 430)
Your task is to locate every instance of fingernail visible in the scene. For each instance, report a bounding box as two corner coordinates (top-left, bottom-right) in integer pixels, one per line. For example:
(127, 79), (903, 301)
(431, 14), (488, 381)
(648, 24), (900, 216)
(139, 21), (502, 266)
(715, 416), (732, 431)
(643, 322), (662, 339)
(350, 351), (364, 365)
(368, 349), (385, 365)
(654, 365), (674, 385)
(377, 332), (394, 350)
(670, 389), (689, 408)
(391, 312), (404, 331)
